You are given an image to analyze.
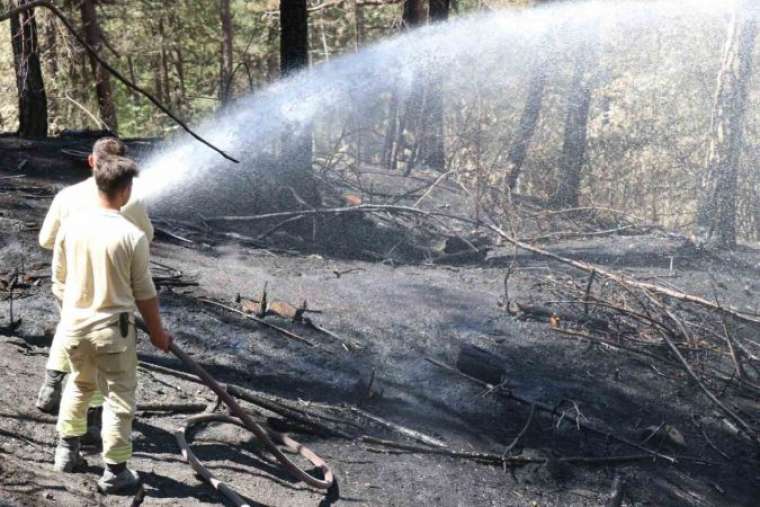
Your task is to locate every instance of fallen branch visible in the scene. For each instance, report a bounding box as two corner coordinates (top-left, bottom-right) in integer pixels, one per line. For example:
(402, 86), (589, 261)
(412, 169), (456, 208)
(304, 318), (359, 351)
(348, 406), (447, 448)
(360, 436), (661, 466)
(691, 415), (731, 461)
(154, 226), (195, 244)
(424, 356), (678, 463)
(502, 404), (535, 459)
(647, 296), (760, 444)
(200, 298), (316, 347)
(225, 384), (354, 439)
(138, 357), (356, 438)
(0, 1), (238, 163)
(484, 220), (760, 328)
(518, 225), (643, 243)
(209, 204), (760, 329)
(136, 402), (208, 414)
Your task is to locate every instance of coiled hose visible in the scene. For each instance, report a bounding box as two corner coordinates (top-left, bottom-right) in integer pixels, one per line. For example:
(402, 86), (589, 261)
(136, 319), (335, 497)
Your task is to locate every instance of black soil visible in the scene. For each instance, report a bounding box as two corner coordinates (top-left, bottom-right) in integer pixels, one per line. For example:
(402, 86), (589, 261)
(1, 137), (759, 506)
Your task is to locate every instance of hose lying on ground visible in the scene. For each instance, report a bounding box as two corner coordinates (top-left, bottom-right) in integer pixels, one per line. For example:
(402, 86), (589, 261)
(136, 319), (335, 501)
(175, 414), (252, 507)
(168, 342), (334, 489)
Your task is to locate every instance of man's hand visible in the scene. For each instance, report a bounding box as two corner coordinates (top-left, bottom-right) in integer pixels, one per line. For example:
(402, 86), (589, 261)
(136, 296), (172, 353)
(150, 328), (173, 353)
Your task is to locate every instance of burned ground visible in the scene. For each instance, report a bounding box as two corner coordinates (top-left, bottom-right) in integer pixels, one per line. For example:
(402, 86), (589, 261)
(1, 139), (759, 506)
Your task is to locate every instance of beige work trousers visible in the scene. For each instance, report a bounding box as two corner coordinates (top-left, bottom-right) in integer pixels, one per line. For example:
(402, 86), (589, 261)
(48, 308), (105, 407)
(56, 325), (137, 464)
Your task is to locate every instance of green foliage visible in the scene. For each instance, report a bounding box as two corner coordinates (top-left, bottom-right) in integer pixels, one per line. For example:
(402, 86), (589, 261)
(2, 1), (760, 243)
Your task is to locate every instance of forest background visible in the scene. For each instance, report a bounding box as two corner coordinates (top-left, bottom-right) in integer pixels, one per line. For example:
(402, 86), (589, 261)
(1, 0), (759, 249)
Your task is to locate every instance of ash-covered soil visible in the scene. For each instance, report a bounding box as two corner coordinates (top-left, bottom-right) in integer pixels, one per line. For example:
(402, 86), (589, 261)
(1, 141), (760, 506)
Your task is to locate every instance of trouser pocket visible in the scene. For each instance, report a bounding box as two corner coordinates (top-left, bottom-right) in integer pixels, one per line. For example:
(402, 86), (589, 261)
(93, 326), (136, 393)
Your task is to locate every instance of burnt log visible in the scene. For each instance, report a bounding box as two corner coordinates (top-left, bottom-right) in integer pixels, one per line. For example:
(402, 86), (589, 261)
(456, 344), (506, 385)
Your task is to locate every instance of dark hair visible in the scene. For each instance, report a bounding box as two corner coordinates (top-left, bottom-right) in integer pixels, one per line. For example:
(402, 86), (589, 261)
(93, 137), (126, 159)
(94, 156), (138, 198)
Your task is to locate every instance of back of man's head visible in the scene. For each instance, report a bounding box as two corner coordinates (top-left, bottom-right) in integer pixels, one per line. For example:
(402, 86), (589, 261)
(95, 156), (138, 199)
(93, 137), (126, 159)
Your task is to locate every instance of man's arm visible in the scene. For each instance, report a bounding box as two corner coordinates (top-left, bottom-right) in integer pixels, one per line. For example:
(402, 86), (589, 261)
(51, 228), (66, 303)
(135, 297), (172, 352)
(39, 194), (63, 250)
(122, 198), (154, 243)
(131, 234), (171, 351)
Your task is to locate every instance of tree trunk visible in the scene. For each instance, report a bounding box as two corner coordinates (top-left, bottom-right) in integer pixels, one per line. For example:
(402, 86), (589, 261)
(40, 9), (57, 76)
(127, 55), (139, 104)
(383, 90), (400, 169)
(280, 0), (319, 207)
(384, 0), (426, 171)
(402, 0), (426, 28)
(158, 18), (172, 108)
(9, 0), (48, 138)
(79, 0), (117, 132)
(280, 0), (308, 75)
(352, 0), (364, 49)
(552, 36), (597, 209)
(39, 8), (60, 130)
(219, 0), (233, 103)
(506, 0), (561, 190)
(266, 20), (279, 82)
(505, 55), (548, 191)
(695, 4), (758, 249)
(174, 48), (187, 106)
(420, 0), (449, 170)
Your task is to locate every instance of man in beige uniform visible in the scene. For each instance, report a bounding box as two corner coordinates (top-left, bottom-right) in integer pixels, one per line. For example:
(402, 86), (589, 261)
(36, 137), (154, 414)
(52, 156), (172, 494)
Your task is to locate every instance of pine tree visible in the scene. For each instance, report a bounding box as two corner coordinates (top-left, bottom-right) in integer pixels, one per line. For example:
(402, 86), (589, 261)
(9, 0), (47, 138)
(695, 2), (758, 248)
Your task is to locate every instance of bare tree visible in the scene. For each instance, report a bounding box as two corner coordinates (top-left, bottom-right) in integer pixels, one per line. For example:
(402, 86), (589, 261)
(505, 0), (555, 191)
(351, 0), (365, 49)
(79, 0), (117, 132)
(383, 0), (427, 172)
(280, 0), (319, 206)
(421, 0), (449, 170)
(219, 0), (233, 103)
(402, 0), (425, 28)
(280, 0), (308, 75)
(504, 58), (547, 191)
(552, 34), (597, 208)
(158, 17), (172, 107)
(695, 2), (758, 249)
(9, 0), (47, 138)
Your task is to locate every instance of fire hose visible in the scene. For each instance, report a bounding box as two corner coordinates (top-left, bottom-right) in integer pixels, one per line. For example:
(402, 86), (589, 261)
(135, 319), (335, 501)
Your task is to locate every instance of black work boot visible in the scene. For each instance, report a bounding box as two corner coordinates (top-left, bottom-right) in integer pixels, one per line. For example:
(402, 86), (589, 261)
(98, 462), (140, 494)
(36, 370), (66, 413)
(81, 406), (103, 447)
(53, 436), (87, 472)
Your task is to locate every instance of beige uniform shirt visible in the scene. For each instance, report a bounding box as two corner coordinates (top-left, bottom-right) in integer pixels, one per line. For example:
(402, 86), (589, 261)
(39, 177), (154, 250)
(52, 210), (157, 337)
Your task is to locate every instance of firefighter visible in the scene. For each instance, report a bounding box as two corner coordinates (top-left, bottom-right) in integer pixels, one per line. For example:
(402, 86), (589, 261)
(36, 137), (153, 447)
(52, 155), (171, 493)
